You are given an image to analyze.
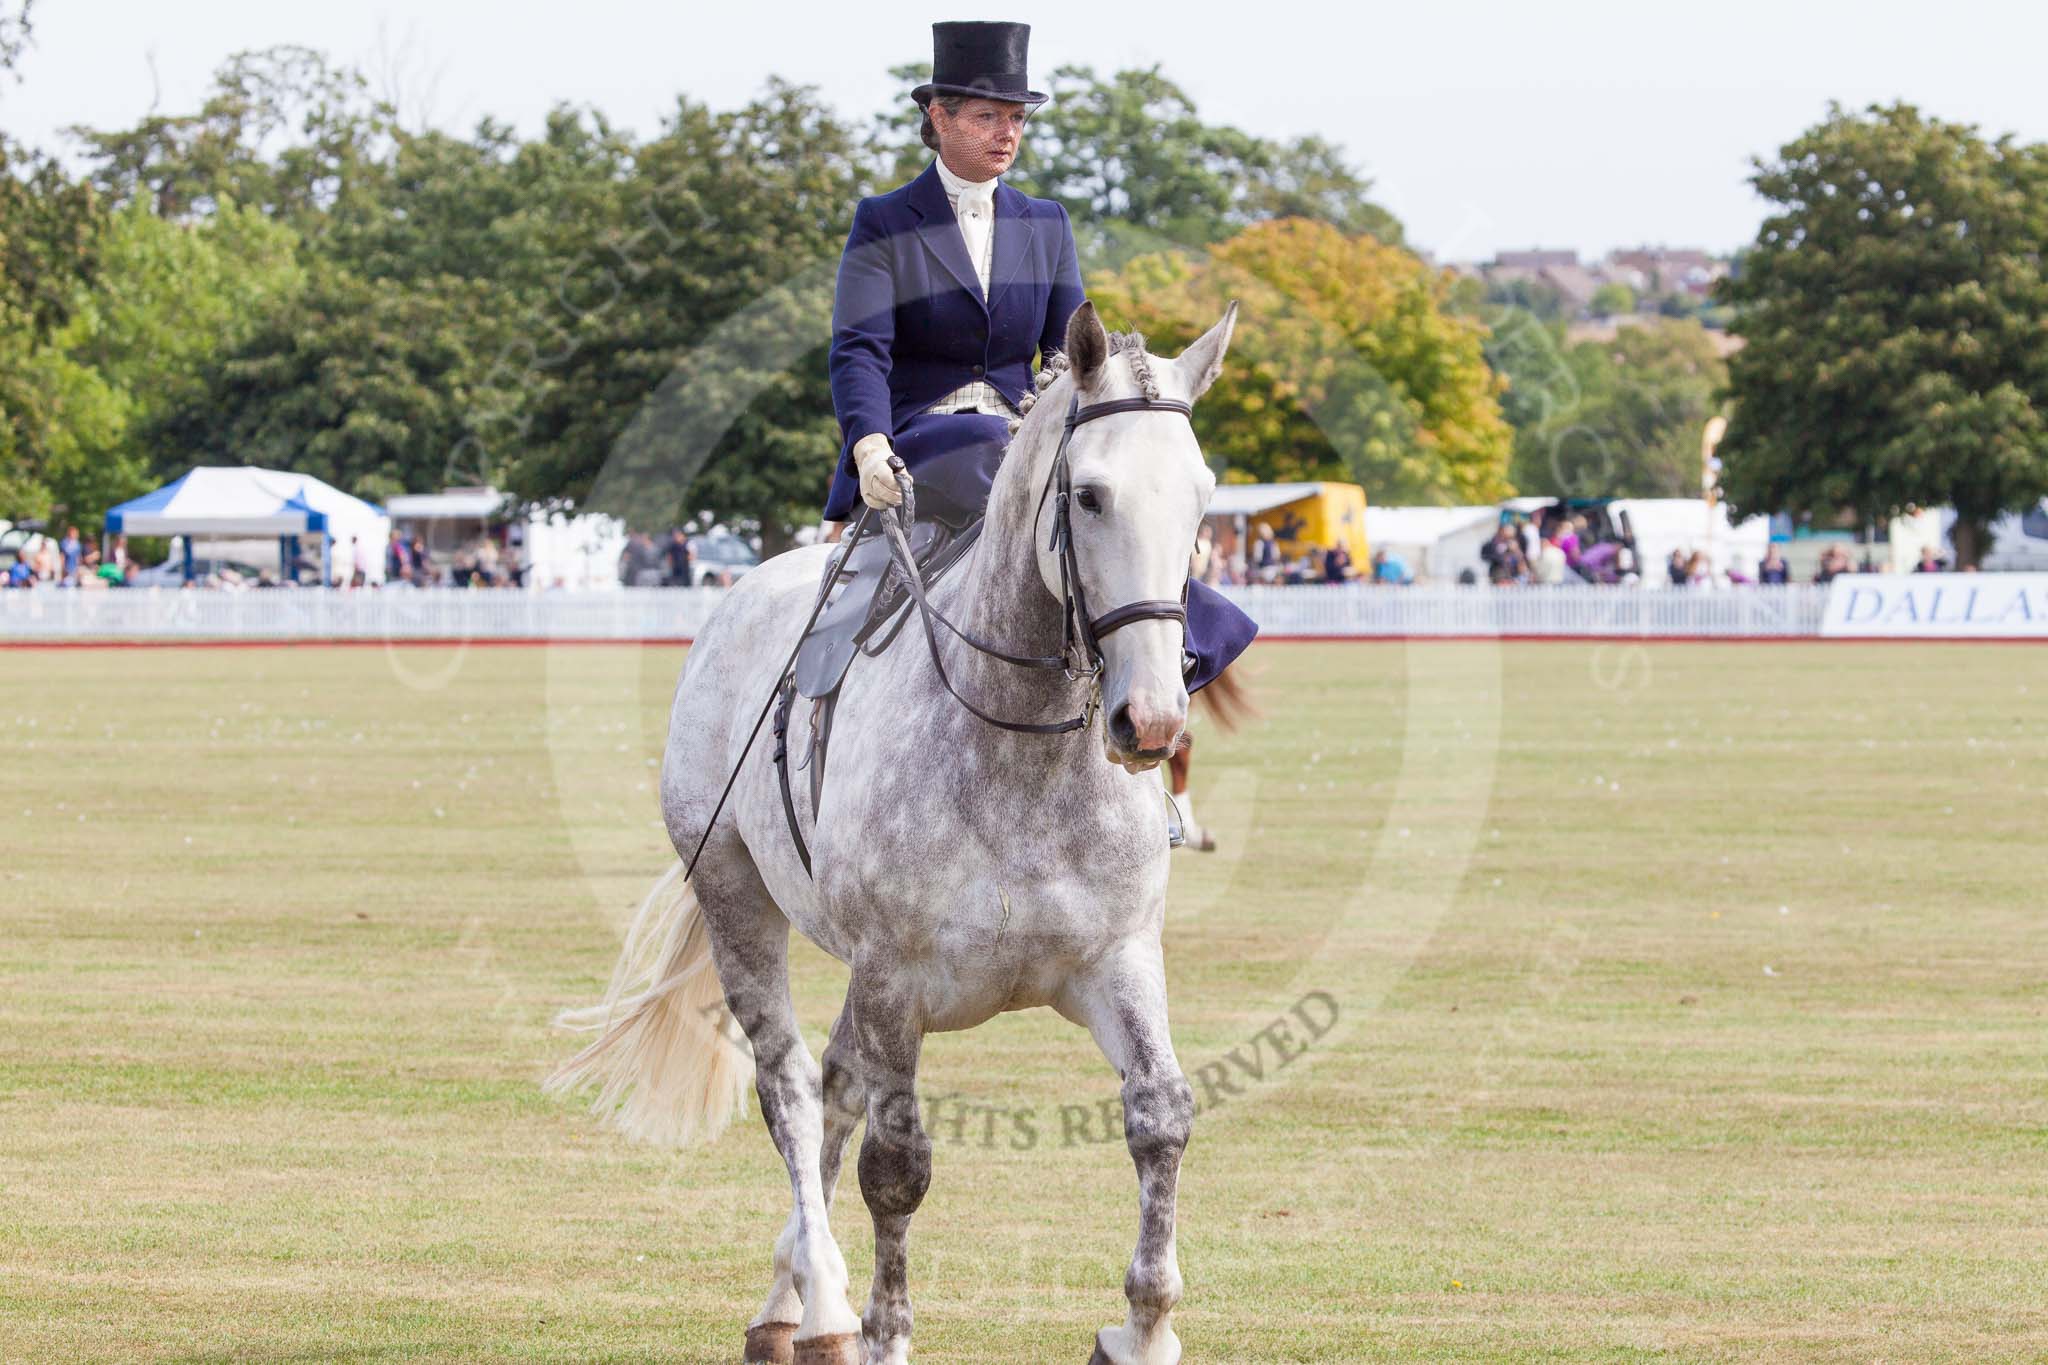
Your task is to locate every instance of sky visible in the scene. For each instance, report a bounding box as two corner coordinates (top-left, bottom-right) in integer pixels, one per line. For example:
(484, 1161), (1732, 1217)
(6, 0), (2048, 262)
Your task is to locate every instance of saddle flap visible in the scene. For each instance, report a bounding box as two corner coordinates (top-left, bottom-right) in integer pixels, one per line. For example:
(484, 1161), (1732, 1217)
(793, 520), (948, 700)
(793, 534), (895, 699)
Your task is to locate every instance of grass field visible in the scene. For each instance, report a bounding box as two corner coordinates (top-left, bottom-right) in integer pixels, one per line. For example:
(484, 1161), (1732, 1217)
(2, 640), (2045, 1363)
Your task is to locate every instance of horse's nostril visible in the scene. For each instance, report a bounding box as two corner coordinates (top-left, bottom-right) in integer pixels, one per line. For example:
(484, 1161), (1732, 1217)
(1108, 703), (1137, 749)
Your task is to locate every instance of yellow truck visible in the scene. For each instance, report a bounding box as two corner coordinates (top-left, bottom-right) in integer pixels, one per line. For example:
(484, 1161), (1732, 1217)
(1205, 481), (1371, 579)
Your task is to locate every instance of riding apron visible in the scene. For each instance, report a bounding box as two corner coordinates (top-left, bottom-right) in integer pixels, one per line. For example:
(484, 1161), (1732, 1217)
(824, 160), (1257, 692)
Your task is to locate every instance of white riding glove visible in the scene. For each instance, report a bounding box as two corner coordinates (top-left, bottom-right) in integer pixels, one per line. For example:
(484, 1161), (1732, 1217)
(853, 433), (907, 510)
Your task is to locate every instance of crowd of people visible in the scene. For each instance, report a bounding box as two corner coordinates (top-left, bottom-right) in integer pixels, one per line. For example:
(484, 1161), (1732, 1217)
(2, 526), (139, 589)
(618, 529), (700, 587)
(1, 509), (1979, 595)
(1477, 509), (1644, 585)
(1191, 522), (1400, 587)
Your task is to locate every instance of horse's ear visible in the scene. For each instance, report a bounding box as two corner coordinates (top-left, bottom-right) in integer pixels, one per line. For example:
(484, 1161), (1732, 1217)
(1175, 301), (1239, 402)
(1064, 300), (1109, 389)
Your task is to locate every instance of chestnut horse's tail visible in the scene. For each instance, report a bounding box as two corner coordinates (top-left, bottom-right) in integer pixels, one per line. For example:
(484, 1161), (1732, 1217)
(1193, 663), (1258, 733)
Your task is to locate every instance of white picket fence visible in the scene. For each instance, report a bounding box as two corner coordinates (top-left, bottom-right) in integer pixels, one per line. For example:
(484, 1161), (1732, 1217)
(0, 584), (1834, 642)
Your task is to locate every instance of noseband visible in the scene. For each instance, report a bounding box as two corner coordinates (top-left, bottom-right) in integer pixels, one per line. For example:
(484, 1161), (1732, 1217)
(880, 392), (1195, 736)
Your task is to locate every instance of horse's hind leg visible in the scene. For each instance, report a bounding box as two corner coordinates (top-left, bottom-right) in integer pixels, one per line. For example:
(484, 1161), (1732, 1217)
(697, 853), (863, 1365)
(1063, 943), (1195, 1365)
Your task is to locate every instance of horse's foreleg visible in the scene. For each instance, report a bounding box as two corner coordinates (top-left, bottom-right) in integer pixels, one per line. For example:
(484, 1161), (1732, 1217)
(851, 971), (930, 1365)
(1069, 944), (1194, 1365)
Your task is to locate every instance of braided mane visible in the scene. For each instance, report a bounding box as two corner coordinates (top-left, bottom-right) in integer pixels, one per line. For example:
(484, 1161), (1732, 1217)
(1009, 331), (1157, 436)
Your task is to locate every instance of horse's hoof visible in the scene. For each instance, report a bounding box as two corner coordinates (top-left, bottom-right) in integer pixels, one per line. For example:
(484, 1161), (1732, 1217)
(791, 1333), (862, 1365)
(744, 1321), (797, 1364)
(1090, 1325), (1179, 1365)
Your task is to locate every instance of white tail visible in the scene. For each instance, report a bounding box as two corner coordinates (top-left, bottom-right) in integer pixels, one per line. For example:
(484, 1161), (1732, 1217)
(545, 862), (754, 1147)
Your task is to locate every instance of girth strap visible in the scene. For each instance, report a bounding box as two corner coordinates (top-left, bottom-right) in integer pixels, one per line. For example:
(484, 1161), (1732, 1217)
(771, 673), (812, 878)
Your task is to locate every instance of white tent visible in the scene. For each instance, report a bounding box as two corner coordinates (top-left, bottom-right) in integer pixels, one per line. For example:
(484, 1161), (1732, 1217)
(1607, 498), (1770, 586)
(106, 467), (389, 584)
(1363, 505), (1500, 582)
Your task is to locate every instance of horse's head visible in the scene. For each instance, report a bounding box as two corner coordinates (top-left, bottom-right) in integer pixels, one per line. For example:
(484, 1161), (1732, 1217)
(1040, 300), (1238, 771)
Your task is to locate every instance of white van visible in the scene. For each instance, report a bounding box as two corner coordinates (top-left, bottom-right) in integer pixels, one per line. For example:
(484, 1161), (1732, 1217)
(1937, 501), (2048, 571)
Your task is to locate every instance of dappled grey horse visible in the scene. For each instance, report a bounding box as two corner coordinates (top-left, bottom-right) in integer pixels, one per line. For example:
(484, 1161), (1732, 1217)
(549, 300), (1238, 1365)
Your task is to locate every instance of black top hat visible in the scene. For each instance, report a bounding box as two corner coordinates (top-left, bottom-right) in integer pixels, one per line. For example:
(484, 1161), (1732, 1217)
(912, 21), (1048, 108)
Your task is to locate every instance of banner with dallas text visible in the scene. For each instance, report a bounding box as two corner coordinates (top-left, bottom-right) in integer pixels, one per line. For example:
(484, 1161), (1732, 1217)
(1820, 574), (2048, 638)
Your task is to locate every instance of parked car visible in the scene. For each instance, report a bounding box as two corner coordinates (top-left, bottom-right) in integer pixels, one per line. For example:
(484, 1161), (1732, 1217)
(0, 521), (44, 567)
(1974, 500), (2048, 572)
(131, 556), (267, 588)
(687, 533), (760, 586)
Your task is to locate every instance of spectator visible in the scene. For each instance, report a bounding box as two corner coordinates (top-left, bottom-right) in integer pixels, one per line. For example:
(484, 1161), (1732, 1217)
(621, 531), (666, 587)
(1534, 530), (1568, 585)
(109, 534), (129, 573)
(1914, 545), (1946, 573)
(1815, 544), (1853, 584)
(1685, 550), (1717, 588)
(32, 537), (56, 584)
(1251, 523), (1281, 585)
(59, 525), (81, 583)
(408, 533), (432, 584)
(8, 551), (36, 587)
(1758, 545), (1790, 584)
(1480, 524), (1527, 585)
(1371, 547), (1412, 585)
(1667, 548), (1689, 587)
(1323, 541), (1353, 583)
(387, 529), (413, 582)
(666, 528), (695, 586)
(473, 535), (502, 586)
(1554, 515), (1582, 567)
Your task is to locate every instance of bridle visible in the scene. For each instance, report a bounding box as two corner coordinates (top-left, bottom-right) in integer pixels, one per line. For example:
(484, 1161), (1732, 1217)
(879, 392), (1195, 736)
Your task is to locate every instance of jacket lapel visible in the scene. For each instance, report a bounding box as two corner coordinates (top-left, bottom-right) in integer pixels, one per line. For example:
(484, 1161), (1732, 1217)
(988, 183), (1036, 314)
(908, 163), (987, 313)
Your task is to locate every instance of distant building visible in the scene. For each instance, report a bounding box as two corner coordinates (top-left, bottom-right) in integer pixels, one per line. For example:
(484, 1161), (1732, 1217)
(1456, 243), (1735, 319)
(1494, 248), (1580, 271)
(1608, 247), (1728, 297)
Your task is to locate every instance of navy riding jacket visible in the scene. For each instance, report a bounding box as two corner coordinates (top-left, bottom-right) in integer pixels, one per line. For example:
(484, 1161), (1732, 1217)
(828, 162), (1085, 472)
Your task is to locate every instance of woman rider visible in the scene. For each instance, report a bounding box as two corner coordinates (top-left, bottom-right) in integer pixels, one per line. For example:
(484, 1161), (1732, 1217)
(825, 21), (1257, 698)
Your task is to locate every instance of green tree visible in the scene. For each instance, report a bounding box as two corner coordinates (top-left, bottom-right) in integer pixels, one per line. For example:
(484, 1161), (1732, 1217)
(25, 201), (305, 519)
(1717, 102), (2048, 565)
(507, 83), (865, 548)
(152, 262), (518, 503)
(1090, 218), (1513, 504)
(69, 46), (390, 231)
(0, 0), (31, 80)
(1509, 319), (1728, 498)
(0, 137), (104, 340)
(1589, 282), (1634, 318)
(64, 201), (304, 416)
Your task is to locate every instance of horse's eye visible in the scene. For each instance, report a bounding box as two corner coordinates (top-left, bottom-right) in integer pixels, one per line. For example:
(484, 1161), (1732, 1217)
(1075, 488), (1102, 514)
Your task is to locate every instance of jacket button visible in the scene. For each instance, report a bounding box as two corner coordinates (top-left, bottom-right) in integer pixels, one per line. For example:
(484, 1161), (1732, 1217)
(971, 363), (985, 376)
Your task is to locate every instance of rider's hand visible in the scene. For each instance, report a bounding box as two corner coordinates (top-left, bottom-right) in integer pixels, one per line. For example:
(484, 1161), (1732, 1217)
(854, 434), (907, 510)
